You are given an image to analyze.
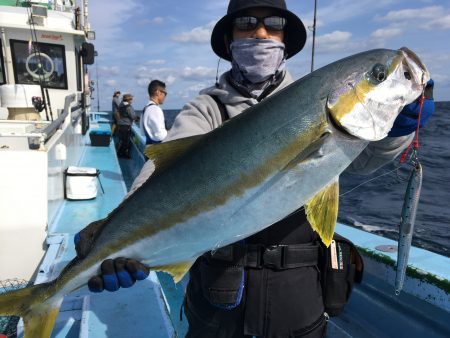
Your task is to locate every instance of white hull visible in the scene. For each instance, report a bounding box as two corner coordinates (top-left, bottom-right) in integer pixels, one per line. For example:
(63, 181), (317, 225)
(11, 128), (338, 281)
(0, 2), (94, 281)
(0, 118), (86, 281)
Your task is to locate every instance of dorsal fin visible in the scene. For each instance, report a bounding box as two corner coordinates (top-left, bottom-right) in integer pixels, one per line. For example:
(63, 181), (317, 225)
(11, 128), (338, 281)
(144, 135), (203, 174)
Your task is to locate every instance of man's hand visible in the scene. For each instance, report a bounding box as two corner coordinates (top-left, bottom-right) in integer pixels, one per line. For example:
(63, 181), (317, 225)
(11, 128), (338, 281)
(73, 217), (149, 293)
(88, 257), (150, 292)
(388, 79), (435, 137)
(74, 219), (107, 259)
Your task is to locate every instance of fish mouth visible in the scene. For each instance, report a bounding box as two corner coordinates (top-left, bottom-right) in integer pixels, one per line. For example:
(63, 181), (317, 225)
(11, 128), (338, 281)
(399, 47), (430, 86)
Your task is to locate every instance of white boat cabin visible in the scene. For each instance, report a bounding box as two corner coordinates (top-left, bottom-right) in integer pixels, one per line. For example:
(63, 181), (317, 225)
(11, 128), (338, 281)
(0, 0), (95, 282)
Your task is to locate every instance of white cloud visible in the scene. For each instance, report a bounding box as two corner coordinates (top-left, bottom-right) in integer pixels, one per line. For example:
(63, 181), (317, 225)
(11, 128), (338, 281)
(178, 82), (210, 99)
(136, 74), (176, 88)
(152, 17), (164, 24)
(165, 75), (177, 85)
(301, 0), (398, 26)
(145, 60), (166, 65)
(378, 6), (442, 21)
(181, 66), (216, 81)
(88, 0), (140, 54)
(105, 79), (118, 87)
(136, 17), (165, 26)
(130, 42), (145, 50)
(134, 66), (178, 87)
(422, 15), (450, 30)
(315, 31), (356, 53)
(375, 6), (450, 30)
(100, 65), (120, 76)
(171, 21), (215, 44)
(370, 27), (403, 39)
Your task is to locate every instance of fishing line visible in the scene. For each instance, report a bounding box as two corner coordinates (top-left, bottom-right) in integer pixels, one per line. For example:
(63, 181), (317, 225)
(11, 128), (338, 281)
(280, 162), (410, 220)
(339, 165), (406, 198)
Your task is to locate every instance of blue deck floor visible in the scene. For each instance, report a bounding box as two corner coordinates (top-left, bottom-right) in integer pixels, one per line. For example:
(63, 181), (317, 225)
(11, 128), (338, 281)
(25, 120), (179, 338)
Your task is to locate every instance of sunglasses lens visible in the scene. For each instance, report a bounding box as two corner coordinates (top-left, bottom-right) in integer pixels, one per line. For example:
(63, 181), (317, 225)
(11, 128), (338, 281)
(234, 16), (258, 31)
(233, 16), (286, 31)
(263, 16), (286, 31)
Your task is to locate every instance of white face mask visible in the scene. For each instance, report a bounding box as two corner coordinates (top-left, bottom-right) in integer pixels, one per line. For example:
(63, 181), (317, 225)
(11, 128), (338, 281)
(230, 38), (286, 84)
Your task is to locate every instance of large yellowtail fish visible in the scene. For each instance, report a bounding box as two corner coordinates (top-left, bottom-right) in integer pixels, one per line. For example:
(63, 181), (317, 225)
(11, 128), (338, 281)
(0, 48), (429, 337)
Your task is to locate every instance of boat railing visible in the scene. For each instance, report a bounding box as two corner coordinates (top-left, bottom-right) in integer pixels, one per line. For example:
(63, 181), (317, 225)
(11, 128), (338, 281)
(42, 93), (75, 140)
(0, 93), (80, 150)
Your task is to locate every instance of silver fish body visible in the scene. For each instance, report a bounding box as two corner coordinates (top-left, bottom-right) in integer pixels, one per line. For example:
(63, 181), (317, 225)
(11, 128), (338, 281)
(395, 162), (423, 295)
(0, 48), (430, 337)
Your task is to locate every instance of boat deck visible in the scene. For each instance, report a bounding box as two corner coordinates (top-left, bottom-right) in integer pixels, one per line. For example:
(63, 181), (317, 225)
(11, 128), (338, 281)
(9, 117), (450, 337)
(19, 119), (180, 338)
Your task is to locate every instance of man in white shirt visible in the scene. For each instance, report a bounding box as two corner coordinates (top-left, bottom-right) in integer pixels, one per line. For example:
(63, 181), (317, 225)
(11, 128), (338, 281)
(140, 80), (168, 144)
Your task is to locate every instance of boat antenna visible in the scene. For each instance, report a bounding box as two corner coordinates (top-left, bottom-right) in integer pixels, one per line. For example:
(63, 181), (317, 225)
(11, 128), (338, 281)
(83, 0), (90, 34)
(310, 0), (318, 73)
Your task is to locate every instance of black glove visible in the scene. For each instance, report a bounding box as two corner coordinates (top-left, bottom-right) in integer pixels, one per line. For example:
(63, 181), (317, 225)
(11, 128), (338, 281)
(88, 257), (150, 293)
(74, 219), (106, 259)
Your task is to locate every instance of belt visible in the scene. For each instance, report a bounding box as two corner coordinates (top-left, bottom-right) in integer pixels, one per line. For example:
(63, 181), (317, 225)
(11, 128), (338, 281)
(209, 243), (319, 270)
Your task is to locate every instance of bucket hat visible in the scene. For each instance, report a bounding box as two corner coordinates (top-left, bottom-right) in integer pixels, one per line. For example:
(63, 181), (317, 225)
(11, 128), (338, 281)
(123, 94), (133, 101)
(211, 0), (307, 61)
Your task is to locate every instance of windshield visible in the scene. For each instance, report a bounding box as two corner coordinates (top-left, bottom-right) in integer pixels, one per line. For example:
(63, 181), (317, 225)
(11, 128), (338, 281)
(10, 39), (67, 89)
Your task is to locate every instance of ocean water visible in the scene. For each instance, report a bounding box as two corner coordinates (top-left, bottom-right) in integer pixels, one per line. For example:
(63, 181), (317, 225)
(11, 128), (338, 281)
(165, 103), (450, 258)
(338, 102), (450, 258)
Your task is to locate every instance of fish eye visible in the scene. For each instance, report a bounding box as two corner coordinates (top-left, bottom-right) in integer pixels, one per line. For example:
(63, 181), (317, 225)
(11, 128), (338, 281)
(404, 71), (411, 80)
(370, 63), (387, 83)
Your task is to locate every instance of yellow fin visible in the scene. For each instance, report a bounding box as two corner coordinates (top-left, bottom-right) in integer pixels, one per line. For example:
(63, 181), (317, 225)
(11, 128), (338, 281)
(144, 135), (203, 173)
(153, 260), (195, 283)
(23, 302), (62, 338)
(305, 178), (339, 247)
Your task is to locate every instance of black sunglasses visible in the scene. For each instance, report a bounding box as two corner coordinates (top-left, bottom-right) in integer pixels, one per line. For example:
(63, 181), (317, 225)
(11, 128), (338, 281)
(233, 16), (287, 32)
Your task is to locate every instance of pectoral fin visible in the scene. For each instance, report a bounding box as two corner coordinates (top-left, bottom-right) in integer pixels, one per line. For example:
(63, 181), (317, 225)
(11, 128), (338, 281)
(153, 260), (195, 283)
(305, 178), (339, 247)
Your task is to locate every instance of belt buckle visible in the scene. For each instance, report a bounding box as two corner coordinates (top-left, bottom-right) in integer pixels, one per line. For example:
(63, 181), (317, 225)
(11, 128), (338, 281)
(263, 245), (284, 269)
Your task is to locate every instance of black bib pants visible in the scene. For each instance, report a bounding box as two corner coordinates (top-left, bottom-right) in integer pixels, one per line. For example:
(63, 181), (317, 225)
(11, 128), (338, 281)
(184, 210), (327, 338)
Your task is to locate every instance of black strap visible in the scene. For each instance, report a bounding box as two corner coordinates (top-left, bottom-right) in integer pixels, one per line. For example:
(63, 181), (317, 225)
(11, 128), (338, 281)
(142, 102), (155, 117)
(96, 170), (105, 194)
(209, 94), (229, 123)
(245, 244), (319, 269)
(210, 243), (319, 270)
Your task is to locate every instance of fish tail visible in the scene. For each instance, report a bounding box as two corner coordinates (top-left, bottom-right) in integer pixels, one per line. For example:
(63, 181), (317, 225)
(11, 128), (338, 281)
(0, 281), (62, 338)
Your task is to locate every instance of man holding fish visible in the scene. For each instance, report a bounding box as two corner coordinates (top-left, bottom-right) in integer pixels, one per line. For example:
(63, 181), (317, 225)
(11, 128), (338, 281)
(80, 0), (435, 337)
(0, 0), (434, 337)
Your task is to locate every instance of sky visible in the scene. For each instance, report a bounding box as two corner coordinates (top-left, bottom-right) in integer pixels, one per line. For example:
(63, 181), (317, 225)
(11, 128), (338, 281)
(86, 0), (450, 111)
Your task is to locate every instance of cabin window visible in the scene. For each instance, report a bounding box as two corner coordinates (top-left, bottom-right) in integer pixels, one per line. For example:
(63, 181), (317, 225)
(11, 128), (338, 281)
(0, 39), (5, 84)
(10, 39), (67, 89)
